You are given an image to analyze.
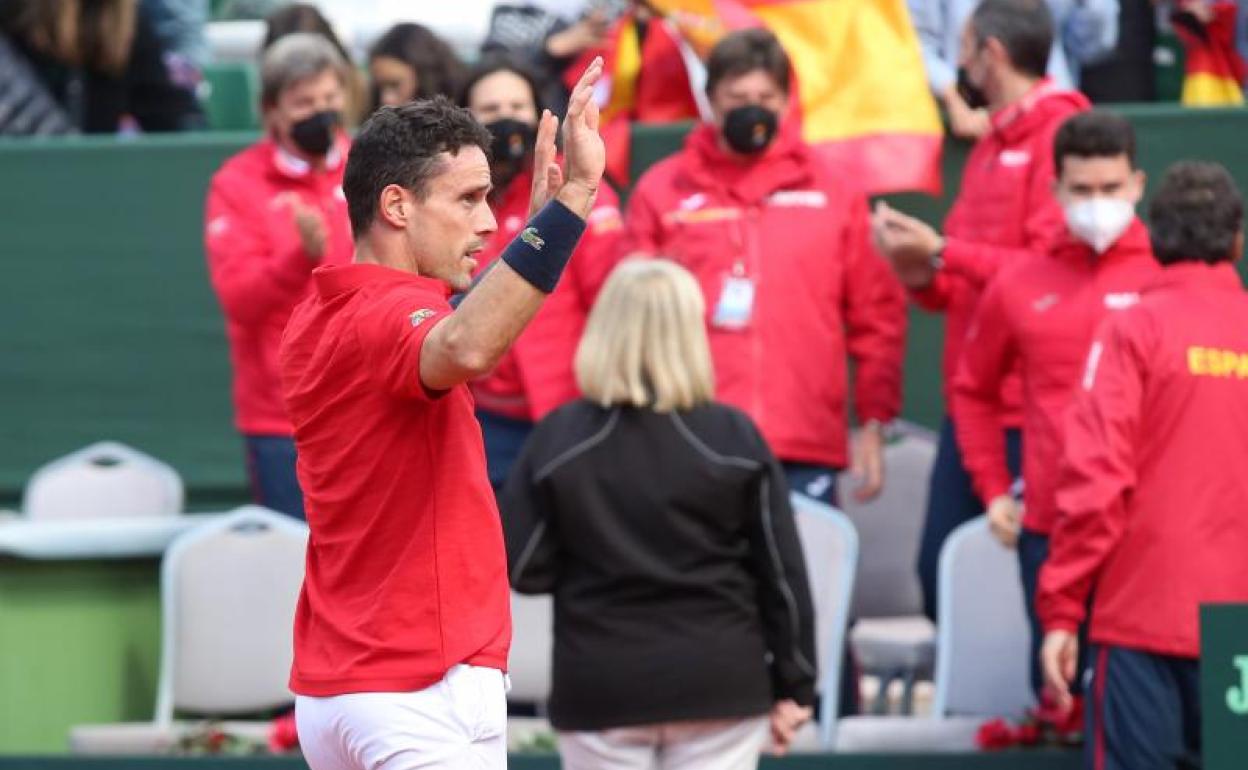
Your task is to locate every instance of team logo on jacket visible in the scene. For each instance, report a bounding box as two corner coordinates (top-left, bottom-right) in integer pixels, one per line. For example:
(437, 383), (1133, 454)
(999, 149), (1032, 167)
(409, 309), (436, 327)
(1103, 292), (1140, 310)
(1031, 293), (1059, 313)
(679, 193), (707, 211)
(767, 190), (828, 208)
(520, 227), (545, 251)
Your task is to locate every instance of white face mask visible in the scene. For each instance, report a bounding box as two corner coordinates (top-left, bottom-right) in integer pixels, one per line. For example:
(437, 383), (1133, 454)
(1064, 197), (1135, 254)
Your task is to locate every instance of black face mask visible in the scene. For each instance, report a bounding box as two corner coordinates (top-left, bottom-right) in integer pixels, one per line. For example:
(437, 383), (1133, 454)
(956, 67), (989, 110)
(290, 110), (339, 157)
(722, 105), (778, 155)
(485, 118), (536, 187)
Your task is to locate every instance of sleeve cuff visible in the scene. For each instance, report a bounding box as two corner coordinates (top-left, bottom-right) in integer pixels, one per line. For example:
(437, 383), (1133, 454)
(979, 475), (1014, 506)
(939, 236), (973, 276)
(1042, 617), (1082, 636)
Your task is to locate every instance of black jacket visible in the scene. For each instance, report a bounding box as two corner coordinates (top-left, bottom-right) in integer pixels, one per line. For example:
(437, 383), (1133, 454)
(501, 400), (817, 731)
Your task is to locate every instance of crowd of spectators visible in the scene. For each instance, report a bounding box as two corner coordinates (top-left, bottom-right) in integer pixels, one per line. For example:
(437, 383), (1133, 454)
(3, 1), (1248, 768)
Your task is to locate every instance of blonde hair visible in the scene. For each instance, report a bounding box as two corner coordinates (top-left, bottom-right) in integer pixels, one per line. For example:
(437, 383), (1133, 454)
(576, 260), (715, 412)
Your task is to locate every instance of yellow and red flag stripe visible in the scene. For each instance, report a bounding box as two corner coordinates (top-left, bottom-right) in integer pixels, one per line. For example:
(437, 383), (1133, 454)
(1175, 1), (1246, 106)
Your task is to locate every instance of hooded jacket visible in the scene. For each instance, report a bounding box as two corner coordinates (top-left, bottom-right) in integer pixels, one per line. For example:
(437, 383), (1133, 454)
(624, 121), (906, 468)
(915, 81), (1090, 424)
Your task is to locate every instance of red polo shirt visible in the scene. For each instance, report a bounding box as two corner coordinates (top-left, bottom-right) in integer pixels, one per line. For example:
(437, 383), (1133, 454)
(279, 262), (511, 696)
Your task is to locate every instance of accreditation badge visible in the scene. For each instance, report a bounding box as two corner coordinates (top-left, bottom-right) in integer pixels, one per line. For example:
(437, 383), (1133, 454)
(712, 274), (756, 330)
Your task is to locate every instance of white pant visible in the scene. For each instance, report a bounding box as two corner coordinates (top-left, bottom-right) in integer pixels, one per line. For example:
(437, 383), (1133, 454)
(558, 717), (770, 770)
(295, 664), (508, 770)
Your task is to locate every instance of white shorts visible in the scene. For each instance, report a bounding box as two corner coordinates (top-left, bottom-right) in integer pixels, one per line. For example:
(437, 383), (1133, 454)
(558, 716), (770, 770)
(295, 664), (508, 770)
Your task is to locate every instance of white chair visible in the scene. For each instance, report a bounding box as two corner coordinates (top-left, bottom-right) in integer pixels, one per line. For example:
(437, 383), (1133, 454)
(840, 428), (938, 715)
(834, 517), (1034, 752)
(70, 507), (308, 754)
(22, 441), (184, 520)
(506, 591), (555, 750)
(788, 494), (859, 751)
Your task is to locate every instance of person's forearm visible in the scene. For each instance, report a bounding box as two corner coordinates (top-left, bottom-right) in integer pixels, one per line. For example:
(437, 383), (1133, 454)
(420, 198), (588, 390)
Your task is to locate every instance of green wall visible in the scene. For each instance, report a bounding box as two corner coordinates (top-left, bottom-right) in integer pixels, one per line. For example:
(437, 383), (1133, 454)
(2, 106), (1248, 508)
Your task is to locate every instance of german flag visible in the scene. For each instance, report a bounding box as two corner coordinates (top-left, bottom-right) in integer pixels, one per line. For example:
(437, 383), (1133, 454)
(1173, 1), (1247, 106)
(651, 0), (944, 195)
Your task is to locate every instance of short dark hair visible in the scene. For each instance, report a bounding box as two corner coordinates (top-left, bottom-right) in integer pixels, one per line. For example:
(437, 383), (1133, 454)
(457, 55), (544, 114)
(705, 28), (791, 97)
(368, 23), (466, 107)
(1054, 111), (1137, 174)
(970, 0), (1054, 79)
(1148, 161), (1244, 266)
(343, 96), (491, 238)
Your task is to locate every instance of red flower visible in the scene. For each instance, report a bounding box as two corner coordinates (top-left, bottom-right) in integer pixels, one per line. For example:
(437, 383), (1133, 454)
(268, 712), (300, 753)
(205, 729), (228, 753)
(1014, 721), (1042, 746)
(976, 718), (1017, 751)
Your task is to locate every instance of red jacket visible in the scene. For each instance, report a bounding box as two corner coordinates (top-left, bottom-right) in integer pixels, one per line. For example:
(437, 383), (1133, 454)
(915, 81), (1089, 423)
(470, 168), (624, 421)
(951, 221), (1159, 533)
(624, 122), (907, 468)
(1039, 263), (1248, 658)
(204, 136), (354, 435)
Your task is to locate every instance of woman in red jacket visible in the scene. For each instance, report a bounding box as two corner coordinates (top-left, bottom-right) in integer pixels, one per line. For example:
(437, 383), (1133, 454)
(623, 28), (906, 509)
(459, 58), (624, 489)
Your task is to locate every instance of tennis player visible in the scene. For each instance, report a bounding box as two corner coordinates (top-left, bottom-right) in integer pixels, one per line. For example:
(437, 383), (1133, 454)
(279, 58), (606, 770)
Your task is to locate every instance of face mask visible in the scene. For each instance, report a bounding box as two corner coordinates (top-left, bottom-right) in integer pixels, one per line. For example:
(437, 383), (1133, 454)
(1064, 197), (1135, 254)
(289, 110), (339, 157)
(956, 66), (989, 110)
(485, 117), (536, 187)
(722, 105), (778, 155)
(486, 118), (535, 164)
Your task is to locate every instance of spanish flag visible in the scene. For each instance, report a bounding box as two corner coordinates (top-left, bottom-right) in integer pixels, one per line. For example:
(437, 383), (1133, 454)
(1173, 1), (1246, 106)
(652, 0), (944, 195)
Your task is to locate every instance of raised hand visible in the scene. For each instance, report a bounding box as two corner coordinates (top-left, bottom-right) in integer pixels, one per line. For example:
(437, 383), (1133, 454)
(555, 56), (606, 218)
(527, 109), (563, 219)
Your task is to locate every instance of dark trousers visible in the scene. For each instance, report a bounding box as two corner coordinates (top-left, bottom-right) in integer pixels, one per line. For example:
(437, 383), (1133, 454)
(782, 462), (859, 718)
(1018, 528), (1089, 700)
(243, 434), (305, 520)
(477, 409), (536, 492)
(1086, 645), (1201, 770)
(917, 416), (1023, 620)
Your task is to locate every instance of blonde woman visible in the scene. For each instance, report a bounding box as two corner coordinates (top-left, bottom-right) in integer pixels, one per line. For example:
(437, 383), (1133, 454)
(500, 260), (817, 770)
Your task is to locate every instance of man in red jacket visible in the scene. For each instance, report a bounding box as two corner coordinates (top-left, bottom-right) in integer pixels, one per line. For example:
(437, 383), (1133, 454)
(950, 111), (1159, 707)
(624, 28), (907, 509)
(871, 0), (1090, 618)
(1040, 162), (1248, 769)
(204, 33), (354, 519)
(459, 58), (624, 489)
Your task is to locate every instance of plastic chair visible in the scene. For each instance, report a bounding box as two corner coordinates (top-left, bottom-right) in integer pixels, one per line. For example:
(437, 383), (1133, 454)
(834, 517), (1034, 752)
(70, 507), (308, 754)
(840, 427), (938, 714)
(789, 494), (859, 750)
(23, 441), (184, 520)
